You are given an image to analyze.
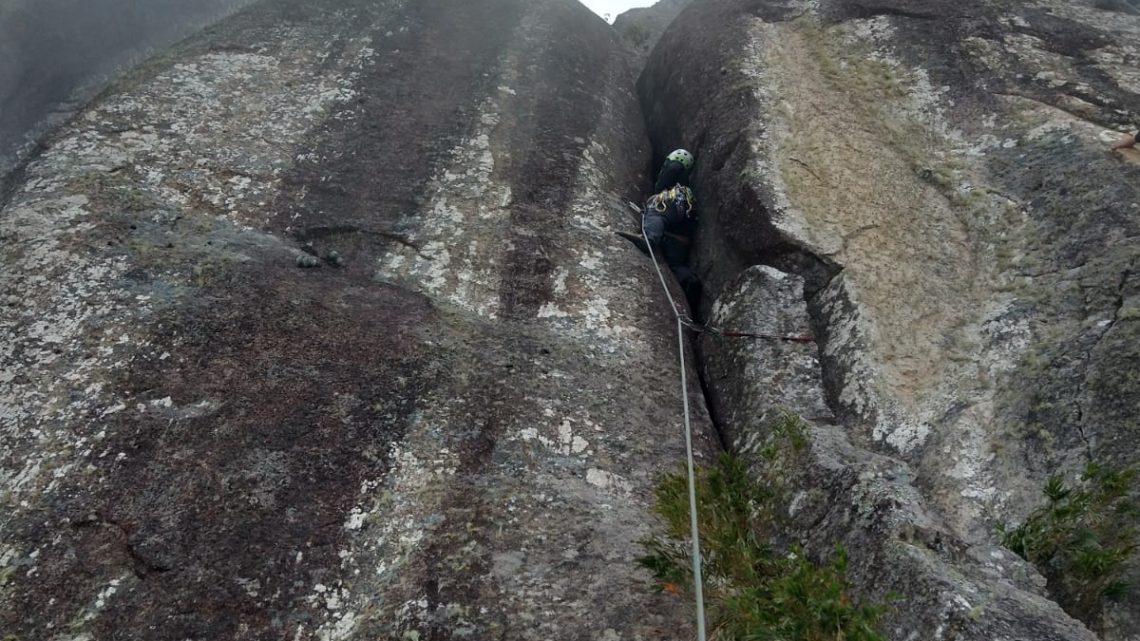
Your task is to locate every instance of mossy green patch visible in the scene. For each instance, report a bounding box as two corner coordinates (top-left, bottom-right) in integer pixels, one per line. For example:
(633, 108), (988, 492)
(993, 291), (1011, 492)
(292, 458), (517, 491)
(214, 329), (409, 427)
(0, 565), (15, 588)
(1118, 307), (1140, 321)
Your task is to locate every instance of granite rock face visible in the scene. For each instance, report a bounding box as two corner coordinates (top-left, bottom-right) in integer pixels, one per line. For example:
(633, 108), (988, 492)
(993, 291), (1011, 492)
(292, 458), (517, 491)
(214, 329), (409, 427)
(6, 0), (1140, 638)
(0, 0), (258, 178)
(641, 0), (1140, 638)
(612, 0), (692, 62)
(0, 1), (715, 639)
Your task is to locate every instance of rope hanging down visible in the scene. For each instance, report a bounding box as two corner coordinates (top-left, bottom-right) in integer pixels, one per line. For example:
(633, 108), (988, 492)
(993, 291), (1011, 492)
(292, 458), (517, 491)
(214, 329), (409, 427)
(640, 214), (708, 641)
(624, 202), (816, 345)
(630, 197), (817, 640)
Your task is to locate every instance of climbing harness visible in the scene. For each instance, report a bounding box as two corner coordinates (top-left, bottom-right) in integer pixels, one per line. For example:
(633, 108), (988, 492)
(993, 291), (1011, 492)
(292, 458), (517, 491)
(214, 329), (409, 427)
(641, 212), (708, 641)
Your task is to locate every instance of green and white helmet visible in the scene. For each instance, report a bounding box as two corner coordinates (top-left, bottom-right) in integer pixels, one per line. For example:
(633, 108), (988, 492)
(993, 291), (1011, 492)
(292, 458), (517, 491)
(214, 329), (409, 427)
(667, 148), (694, 169)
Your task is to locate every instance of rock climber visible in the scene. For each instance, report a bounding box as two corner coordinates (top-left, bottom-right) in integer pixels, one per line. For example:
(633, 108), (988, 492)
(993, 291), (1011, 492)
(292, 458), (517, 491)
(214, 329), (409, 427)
(617, 148), (703, 315)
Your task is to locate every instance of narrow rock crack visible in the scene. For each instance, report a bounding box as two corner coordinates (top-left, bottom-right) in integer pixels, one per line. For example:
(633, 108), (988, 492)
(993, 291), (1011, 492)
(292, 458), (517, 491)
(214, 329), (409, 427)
(1074, 262), (1134, 462)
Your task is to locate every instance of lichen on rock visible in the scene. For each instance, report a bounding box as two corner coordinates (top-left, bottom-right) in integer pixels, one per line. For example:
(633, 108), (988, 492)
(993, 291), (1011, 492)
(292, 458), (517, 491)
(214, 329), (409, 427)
(1, 1), (712, 639)
(641, 0), (1140, 638)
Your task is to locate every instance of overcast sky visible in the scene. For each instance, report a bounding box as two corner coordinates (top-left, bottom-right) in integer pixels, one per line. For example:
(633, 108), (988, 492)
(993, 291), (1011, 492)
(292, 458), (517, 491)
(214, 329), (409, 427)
(578, 0), (658, 22)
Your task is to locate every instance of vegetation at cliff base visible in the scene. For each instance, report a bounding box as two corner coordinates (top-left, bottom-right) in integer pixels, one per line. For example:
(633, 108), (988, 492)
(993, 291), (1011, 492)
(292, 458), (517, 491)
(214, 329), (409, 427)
(1000, 463), (1139, 628)
(638, 452), (888, 641)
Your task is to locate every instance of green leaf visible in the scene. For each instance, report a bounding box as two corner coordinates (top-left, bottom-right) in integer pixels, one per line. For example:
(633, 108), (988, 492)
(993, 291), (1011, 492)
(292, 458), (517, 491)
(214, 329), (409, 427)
(639, 452), (889, 641)
(1043, 475), (1070, 503)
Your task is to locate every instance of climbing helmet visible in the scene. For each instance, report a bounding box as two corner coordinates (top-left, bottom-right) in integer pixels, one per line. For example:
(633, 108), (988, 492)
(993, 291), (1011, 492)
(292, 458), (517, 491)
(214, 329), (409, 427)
(666, 148), (694, 170)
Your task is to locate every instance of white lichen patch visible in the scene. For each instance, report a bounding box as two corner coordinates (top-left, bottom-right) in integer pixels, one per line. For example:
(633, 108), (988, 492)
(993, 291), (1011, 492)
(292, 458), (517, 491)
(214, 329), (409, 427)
(235, 577), (262, 598)
(979, 302), (1032, 378)
(374, 94), (511, 319)
(0, 189), (143, 504)
(943, 409), (998, 499)
(585, 468), (633, 496)
(0, 12), (398, 627)
(60, 573), (133, 625)
(37, 38), (379, 230)
(316, 611), (360, 641)
(517, 418), (592, 458)
(299, 408), (463, 632)
(1089, 43), (1140, 95)
(873, 411), (932, 454)
(839, 15), (897, 46)
(1031, 117), (1076, 144)
(532, 273), (643, 353)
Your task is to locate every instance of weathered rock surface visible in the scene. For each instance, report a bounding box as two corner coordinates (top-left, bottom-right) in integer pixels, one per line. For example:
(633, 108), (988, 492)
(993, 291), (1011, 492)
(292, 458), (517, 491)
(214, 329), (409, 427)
(0, 0), (258, 178)
(701, 265), (1099, 641)
(7, 0), (1140, 638)
(642, 0), (1140, 638)
(0, 0), (716, 639)
(613, 0), (692, 62)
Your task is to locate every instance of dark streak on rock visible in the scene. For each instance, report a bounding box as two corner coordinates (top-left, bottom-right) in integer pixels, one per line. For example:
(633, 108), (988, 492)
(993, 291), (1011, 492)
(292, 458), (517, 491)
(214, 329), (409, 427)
(271, 0), (526, 273)
(497, 2), (616, 320)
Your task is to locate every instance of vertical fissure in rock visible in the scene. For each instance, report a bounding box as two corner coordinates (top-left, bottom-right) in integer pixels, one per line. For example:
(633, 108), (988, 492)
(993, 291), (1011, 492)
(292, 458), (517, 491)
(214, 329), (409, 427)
(625, 17), (847, 452)
(611, 1), (1140, 638)
(692, 359), (731, 451)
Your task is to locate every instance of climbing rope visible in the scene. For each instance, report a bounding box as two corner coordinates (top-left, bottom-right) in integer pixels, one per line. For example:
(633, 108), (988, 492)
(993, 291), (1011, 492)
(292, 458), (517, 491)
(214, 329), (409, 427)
(676, 314), (816, 344)
(640, 213), (708, 641)
(634, 198), (818, 639)
(624, 201), (817, 345)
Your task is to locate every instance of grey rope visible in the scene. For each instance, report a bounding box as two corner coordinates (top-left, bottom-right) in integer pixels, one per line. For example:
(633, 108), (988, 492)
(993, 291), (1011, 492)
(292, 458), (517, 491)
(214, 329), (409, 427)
(640, 205), (708, 641)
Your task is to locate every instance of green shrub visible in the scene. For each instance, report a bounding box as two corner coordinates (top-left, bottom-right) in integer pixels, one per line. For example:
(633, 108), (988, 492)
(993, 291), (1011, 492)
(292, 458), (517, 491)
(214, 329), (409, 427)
(638, 452), (888, 641)
(1000, 463), (1139, 627)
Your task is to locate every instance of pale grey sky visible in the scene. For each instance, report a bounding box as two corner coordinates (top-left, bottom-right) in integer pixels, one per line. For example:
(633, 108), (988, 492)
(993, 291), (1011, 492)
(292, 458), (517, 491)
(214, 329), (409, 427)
(578, 0), (658, 23)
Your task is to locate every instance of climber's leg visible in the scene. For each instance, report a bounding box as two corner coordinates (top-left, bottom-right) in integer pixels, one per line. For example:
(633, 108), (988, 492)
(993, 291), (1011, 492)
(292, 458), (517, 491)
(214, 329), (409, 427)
(661, 235), (702, 317)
